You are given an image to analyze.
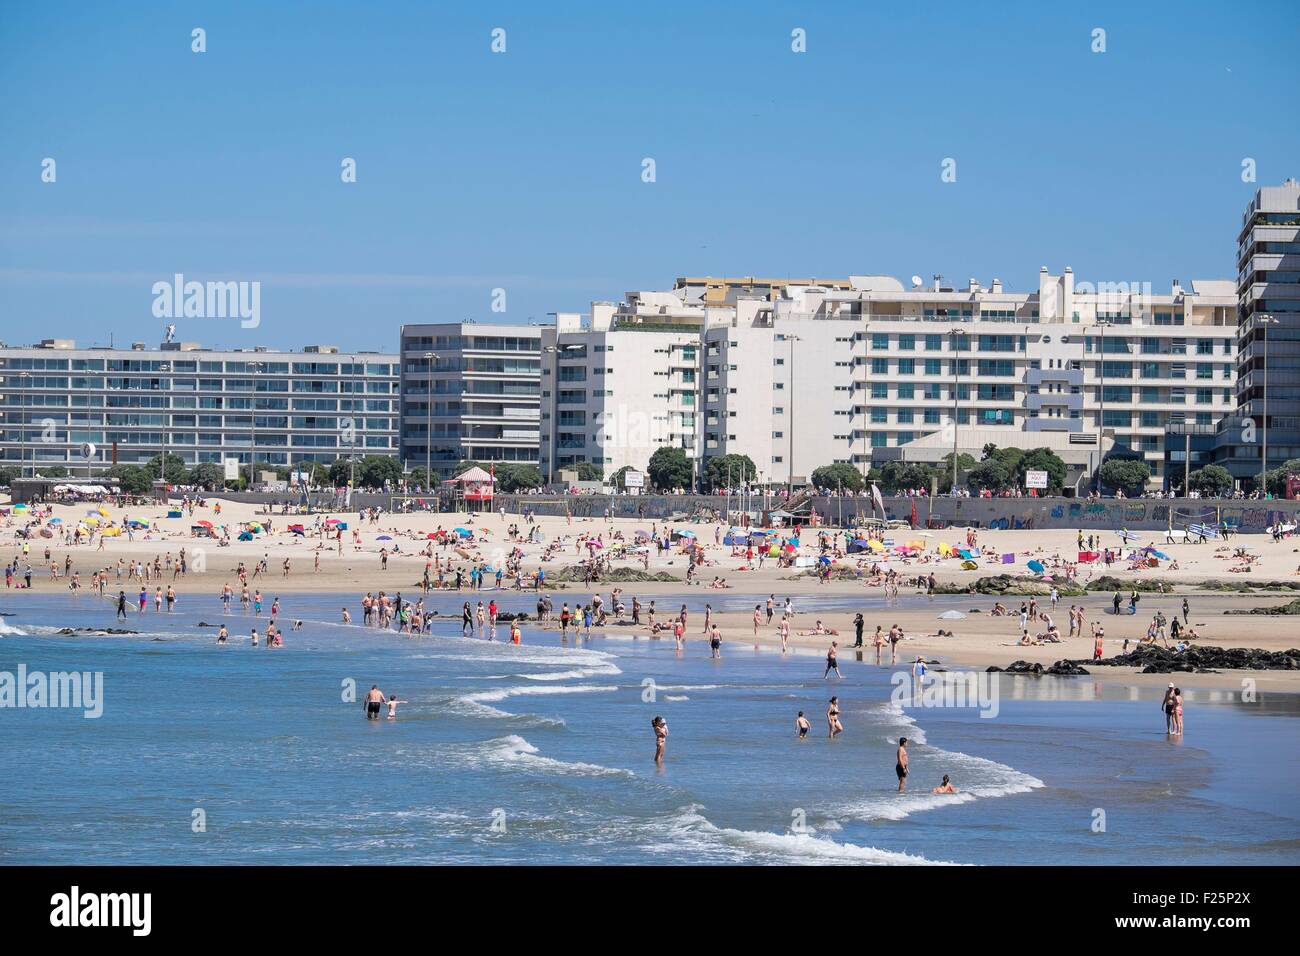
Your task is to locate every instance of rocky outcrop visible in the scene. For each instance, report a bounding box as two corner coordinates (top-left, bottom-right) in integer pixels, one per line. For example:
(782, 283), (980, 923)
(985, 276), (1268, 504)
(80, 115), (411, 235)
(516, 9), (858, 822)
(1224, 599), (1300, 615)
(1085, 575), (1173, 593)
(986, 659), (1090, 676)
(53, 627), (138, 635)
(548, 566), (680, 583)
(931, 575), (1084, 597)
(1069, 644), (1300, 673)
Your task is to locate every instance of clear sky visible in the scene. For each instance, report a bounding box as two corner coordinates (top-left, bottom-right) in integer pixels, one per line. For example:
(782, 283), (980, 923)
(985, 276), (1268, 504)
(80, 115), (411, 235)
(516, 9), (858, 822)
(2, 0), (1297, 351)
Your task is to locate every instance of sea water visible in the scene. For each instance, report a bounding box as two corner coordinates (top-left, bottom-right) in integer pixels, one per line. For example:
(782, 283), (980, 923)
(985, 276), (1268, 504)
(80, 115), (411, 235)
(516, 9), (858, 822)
(0, 590), (1296, 865)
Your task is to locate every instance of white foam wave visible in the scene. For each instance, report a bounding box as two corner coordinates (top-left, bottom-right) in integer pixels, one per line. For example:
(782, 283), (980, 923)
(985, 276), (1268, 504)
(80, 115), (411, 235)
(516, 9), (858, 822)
(0, 620), (28, 636)
(445, 734), (633, 779)
(453, 683), (619, 720)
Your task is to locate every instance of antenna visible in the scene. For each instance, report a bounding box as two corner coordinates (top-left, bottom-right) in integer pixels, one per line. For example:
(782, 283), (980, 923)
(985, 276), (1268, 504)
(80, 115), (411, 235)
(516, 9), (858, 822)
(910, 275), (923, 289)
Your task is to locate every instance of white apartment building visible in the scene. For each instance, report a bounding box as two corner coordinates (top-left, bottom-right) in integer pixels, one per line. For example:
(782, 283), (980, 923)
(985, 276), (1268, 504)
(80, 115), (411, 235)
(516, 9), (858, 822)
(540, 269), (1237, 489)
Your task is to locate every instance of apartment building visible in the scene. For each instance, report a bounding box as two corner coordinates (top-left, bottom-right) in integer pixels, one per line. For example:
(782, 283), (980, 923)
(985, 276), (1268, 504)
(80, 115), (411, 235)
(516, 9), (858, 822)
(0, 339), (399, 478)
(1213, 178), (1300, 484)
(399, 323), (541, 479)
(540, 269), (1238, 489)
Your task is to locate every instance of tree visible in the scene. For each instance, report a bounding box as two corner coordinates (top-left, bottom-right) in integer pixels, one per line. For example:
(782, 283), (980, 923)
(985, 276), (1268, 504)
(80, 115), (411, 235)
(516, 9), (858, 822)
(879, 460), (935, 493)
(39, 465), (68, 478)
(574, 460), (603, 482)
(1265, 458), (1300, 496)
(811, 463), (865, 492)
(1099, 458), (1151, 493)
(967, 458), (1010, 492)
(608, 465), (635, 489)
(0, 466), (17, 487)
(935, 452), (978, 493)
(188, 462), (227, 491)
(359, 455), (403, 489)
(107, 464), (151, 494)
(454, 460), (483, 475)
(1018, 447), (1067, 493)
(704, 454), (756, 490)
(1187, 464), (1233, 497)
(495, 463), (542, 492)
(143, 452), (189, 484)
(647, 447), (693, 491)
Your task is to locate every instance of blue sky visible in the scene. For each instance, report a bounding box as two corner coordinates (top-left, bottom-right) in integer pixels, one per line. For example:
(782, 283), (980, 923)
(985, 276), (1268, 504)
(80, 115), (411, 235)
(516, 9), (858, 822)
(2, 0), (1297, 351)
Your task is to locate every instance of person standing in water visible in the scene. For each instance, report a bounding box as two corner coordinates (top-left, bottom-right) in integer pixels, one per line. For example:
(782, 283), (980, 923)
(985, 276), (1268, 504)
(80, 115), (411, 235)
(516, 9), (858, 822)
(824, 641), (842, 679)
(896, 737), (909, 792)
(827, 697), (843, 738)
(652, 715), (668, 765)
(795, 711), (810, 738)
(216, 624), (228, 644)
(116, 590), (128, 620)
(385, 695), (408, 720)
(365, 685), (385, 721)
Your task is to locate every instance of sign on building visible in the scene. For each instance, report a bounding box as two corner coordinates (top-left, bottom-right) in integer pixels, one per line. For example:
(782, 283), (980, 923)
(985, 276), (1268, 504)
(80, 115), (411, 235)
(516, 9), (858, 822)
(623, 471), (645, 489)
(223, 458), (241, 481)
(1025, 469), (1048, 490)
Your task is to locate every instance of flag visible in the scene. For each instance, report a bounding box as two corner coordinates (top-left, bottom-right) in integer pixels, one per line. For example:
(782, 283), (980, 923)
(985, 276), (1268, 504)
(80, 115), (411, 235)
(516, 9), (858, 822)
(910, 499), (917, 529)
(871, 483), (885, 517)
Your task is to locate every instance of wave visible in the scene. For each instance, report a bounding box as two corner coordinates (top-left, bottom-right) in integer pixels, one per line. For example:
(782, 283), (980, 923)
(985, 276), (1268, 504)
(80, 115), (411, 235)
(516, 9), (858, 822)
(453, 683), (619, 720)
(0, 620), (28, 636)
(647, 805), (949, 865)
(441, 734), (633, 779)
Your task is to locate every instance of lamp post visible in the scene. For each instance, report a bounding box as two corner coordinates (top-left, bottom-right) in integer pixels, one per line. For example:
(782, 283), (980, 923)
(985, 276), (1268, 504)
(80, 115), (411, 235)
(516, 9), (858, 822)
(423, 351), (438, 491)
(248, 361), (264, 489)
(786, 334), (800, 495)
(1094, 319), (1112, 495)
(948, 327), (968, 494)
(1258, 314), (1278, 493)
(157, 362), (171, 486)
(19, 371), (30, 480)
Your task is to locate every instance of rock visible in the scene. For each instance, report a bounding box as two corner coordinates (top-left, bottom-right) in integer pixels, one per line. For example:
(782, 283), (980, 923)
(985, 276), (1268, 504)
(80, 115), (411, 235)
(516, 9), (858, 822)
(53, 627), (139, 635)
(932, 575), (1084, 597)
(1224, 599), (1300, 615)
(988, 659), (1089, 676)
(1085, 575), (1173, 593)
(1068, 645), (1300, 673)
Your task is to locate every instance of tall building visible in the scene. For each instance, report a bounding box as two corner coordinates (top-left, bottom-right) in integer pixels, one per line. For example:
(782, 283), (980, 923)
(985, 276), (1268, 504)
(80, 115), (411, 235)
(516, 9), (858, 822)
(399, 323), (541, 479)
(0, 339), (399, 478)
(1214, 178), (1300, 485)
(540, 270), (1238, 489)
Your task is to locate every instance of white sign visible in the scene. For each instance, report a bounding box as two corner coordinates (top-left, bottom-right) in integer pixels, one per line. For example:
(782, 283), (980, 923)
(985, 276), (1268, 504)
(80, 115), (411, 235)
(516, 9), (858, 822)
(623, 470), (645, 488)
(1025, 469), (1048, 489)
(223, 458), (241, 481)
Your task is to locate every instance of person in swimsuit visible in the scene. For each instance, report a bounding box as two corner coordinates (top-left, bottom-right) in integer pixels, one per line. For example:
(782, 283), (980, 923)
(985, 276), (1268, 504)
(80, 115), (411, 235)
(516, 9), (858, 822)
(896, 737), (909, 792)
(709, 623), (722, 659)
(385, 695), (408, 719)
(824, 641), (842, 679)
(365, 685), (385, 720)
(216, 624), (228, 644)
(652, 715), (667, 765)
(1162, 683), (1176, 734)
(827, 697), (843, 738)
(796, 711), (810, 738)
(932, 773), (958, 794)
(1172, 687), (1184, 736)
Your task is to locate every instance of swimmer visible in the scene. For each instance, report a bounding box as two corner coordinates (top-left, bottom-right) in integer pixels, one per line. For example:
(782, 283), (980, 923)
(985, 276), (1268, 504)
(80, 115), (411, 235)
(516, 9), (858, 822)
(932, 774), (958, 794)
(292, 620), (303, 631)
(250, 628), (259, 646)
(796, 711), (810, 739)
(896, 737), (909, 792)
(216, 624), (228, 644)
(652, 715), (668, 764)
(341, 607), (351, 624)
(827, 696), (843, 738)
(365, 685), (384, 720)
(385, 695), (408, 719)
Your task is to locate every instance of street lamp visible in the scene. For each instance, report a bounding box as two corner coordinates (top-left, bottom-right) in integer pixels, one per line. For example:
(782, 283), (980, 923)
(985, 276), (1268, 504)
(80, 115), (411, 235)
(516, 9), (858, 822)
(1094, 318), (1112, 495)
(248, 361), (264, 489)
(948, 327), (968, 494)
(423, 351), (438, 491)
(786, 334), (801, 495)
(19, 371), (30, 480)
(1258, 314), (1278, 493)
(157, 362), (171, 486)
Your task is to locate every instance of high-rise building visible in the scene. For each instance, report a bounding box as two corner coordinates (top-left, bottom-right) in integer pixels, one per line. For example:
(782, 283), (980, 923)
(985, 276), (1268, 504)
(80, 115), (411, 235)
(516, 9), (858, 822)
(399, 323), (541, 480)
(0, 339), (399, 478)
(1214, 178), (1300, 485)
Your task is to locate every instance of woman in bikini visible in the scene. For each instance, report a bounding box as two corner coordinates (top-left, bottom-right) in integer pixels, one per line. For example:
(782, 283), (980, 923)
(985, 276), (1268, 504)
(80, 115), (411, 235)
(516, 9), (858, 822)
(827, 696), (843, 738)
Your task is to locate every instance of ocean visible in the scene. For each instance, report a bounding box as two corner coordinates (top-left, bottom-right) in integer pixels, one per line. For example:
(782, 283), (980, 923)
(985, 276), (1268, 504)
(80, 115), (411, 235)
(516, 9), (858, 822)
(1, 588), (1297, 865)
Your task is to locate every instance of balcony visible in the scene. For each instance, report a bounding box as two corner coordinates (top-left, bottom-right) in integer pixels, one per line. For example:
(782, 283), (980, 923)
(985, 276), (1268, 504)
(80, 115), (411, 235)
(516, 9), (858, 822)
(1025, 417), (1083, 433)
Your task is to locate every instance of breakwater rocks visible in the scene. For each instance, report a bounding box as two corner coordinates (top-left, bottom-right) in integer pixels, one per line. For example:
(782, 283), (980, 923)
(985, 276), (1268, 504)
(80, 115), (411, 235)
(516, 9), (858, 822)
(1085, 575), (1174, 593)
(548, 566), (680, 584)
(931, 575), (1085, 597)
(986, 659), (1091, 676)
(1225, 599), (1300, 616)
(53, 627), (138, 636)
(1070, 644), (1300, 673)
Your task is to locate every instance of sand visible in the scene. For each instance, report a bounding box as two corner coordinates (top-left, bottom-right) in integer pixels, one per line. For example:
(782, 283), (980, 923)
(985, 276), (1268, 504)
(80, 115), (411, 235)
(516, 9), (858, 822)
(4, 493), (1299, 690)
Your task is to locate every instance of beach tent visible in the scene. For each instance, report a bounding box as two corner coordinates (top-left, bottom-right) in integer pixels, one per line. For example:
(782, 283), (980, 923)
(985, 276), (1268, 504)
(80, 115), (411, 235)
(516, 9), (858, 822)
(847, 539), (871, 554)
(238, 531), (254, 541)
(1027, 560), (1046, 574)
(723, 530), (749, 546)
(958, 548), (977, 560)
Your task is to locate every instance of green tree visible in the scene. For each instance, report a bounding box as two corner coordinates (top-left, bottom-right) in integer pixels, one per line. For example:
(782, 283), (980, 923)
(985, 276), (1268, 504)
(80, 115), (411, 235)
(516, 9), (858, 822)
(1099, 458), (1151, 493)
(608, 465), (634, 488)
(143, 452), (189, 484)
(879, 460), (935, 493)
(39, 465), (69, 478)
(935, 452), (978, 493)
(1264, 458), (1300, 496)
(1018, 447), (1067, 492)
(0, 466), (18, 487)
(647, 446), (693, 491)
(967, 458), (1010, 491)
(107, 464), (151, 494)
(1187, 464), (1233, 497)
(574, 460), (604, 482)
(188, 462), (227, 491)
(705, 454), (757, 489)
(495, 463), (543, 492)
(454, 460), (483, 475)
(811, 463), (865, 492)
(359, 455), (403, 489)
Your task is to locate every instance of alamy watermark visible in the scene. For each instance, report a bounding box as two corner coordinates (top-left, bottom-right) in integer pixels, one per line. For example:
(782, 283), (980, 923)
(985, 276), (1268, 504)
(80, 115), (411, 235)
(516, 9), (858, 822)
(0, 665), (103, 718)
(152, 273), (260, 328)
(890, 670), (999, 719)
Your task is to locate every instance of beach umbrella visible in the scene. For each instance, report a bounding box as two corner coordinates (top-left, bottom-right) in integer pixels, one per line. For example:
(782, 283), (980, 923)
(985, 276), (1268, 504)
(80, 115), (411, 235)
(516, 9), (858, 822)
(238, 531), (253, 541)
(1027, 559), (1046, 574)
(937, 610), (966, 620)
(102, 526), (121, 537)
(634, 530), (651, 541)
(377, 535), (393, 541)
(289, 527), (305, 536)
(326, 518), (342, 524)
(196, 519), (214, 527)
(818, 555), (832, 565)
(426, 532), (438, 539)
(97, 506), (110, 516)
(847, 539), (870, 554)
(48, 517), (62, 524)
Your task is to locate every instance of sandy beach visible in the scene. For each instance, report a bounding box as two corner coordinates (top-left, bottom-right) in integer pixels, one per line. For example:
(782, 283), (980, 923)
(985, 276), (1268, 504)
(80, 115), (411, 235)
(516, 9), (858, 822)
(5, 493), (1300, 690)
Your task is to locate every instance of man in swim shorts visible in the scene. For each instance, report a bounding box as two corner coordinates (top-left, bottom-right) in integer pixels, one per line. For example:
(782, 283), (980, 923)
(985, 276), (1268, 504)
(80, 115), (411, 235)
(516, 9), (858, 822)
(365, 685), (385, 720)
(896, 737), (909, 792)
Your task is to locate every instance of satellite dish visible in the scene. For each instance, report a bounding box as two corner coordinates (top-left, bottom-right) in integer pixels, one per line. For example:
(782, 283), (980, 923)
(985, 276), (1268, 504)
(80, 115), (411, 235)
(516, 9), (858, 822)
(910, 275), (923, 288)
(80, 442), (96, 461)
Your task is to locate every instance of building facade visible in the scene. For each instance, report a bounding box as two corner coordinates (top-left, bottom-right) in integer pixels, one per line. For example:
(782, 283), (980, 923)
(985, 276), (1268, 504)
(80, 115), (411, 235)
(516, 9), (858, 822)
(399, 323), (541, 480)
(0, 339), (399, 478)
(540, 270), (1238, 489)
